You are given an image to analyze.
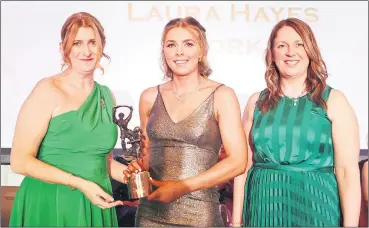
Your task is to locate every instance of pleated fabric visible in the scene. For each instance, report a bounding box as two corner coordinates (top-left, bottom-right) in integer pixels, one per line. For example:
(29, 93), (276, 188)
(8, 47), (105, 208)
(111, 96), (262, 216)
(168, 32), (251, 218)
(243, 85), (342, 227)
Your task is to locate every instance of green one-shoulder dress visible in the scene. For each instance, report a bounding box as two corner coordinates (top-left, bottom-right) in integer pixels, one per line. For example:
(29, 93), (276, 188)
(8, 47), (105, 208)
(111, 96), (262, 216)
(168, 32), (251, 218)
(243, 86), (342, 226)
(9, 81), (118, 227)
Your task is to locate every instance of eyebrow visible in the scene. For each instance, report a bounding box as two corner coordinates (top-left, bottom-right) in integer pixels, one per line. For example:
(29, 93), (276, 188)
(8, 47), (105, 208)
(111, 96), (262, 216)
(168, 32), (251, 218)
(275, 40), (303, 43)
(73, 39), (96, 42)
(166, 39), (195, 43)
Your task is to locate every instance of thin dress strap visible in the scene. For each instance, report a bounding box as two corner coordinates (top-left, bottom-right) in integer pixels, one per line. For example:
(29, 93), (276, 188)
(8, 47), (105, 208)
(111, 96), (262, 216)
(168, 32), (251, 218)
(211, 84), (224, 95)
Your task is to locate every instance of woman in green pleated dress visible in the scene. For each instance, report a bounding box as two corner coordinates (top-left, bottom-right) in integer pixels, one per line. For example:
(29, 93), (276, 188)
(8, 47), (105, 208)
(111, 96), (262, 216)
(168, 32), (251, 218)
(232, 18), (361, 227)
(9, 12), (129, 227)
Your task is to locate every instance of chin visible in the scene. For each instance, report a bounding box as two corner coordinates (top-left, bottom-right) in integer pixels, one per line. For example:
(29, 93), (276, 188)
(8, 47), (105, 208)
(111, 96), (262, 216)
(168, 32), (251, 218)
(79, 68), (96, 74)
(282, 70), (304, 78)
(172, 68), (197, 77)
(175, 72), (192, 77)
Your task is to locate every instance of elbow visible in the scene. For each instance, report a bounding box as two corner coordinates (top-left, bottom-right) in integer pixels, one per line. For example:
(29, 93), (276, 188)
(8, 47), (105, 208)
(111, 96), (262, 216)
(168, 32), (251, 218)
(335, 166), (360, 183)
(10, 157), (27, 175)
(10, 161), (23, 175)
(234, 158), (247, 176)
(239, 161), (247, 174)
(240, 166), (247, 175)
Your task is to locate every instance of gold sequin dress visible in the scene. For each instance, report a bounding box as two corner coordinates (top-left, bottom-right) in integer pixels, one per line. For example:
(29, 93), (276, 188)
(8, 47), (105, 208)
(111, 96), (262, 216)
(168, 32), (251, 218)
(135, 84), (225, 227)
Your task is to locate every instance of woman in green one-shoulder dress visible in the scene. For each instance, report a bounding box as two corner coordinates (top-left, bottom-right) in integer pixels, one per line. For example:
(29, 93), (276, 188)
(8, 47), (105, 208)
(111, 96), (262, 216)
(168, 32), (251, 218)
(9, 12), (129, 227)
(232, 18), (361, 227)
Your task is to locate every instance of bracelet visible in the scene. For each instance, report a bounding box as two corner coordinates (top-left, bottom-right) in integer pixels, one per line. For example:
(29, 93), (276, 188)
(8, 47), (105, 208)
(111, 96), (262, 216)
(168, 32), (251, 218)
(172, 180), (179, 199)
(67, 173), (75, 191)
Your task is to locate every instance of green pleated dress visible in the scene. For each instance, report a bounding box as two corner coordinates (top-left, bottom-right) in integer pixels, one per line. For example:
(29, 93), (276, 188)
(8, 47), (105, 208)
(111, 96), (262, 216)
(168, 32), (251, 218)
(9, 81), (119, 227)
(243, 86), (342, 227)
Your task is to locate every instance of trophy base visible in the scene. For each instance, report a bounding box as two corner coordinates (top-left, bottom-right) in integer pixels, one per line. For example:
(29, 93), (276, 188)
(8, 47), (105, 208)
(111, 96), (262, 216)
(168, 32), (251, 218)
(123, 154), (136, 162)
(128, 171), (151, 199)
(114, 154), (137, 164)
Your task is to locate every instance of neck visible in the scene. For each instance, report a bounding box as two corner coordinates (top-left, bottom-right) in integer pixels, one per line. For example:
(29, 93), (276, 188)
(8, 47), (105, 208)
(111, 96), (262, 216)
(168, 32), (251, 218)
(61, 69), (95, 91)
(280, 74), (307, 97)
(171, 70), (201, 94)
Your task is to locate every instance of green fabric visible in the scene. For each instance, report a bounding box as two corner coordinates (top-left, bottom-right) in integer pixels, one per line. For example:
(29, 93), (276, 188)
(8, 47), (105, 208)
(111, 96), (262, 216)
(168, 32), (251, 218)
(9, 81), (118, 227)
(243, 85), (341, 226)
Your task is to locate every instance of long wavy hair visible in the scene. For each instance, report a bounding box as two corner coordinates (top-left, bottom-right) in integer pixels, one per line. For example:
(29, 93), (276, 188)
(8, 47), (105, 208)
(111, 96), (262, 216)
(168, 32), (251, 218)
(160, 17), (212, 79)
(258, 18), (328, 113)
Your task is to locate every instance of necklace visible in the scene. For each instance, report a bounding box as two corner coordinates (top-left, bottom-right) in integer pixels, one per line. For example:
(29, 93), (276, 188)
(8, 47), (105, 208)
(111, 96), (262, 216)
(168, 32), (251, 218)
(282, 89), (306, 107)
(172, 79), (201, 102)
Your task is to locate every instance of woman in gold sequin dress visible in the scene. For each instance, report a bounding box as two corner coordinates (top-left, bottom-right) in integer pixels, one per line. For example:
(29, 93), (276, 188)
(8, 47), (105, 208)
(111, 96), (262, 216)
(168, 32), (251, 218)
(123, 17), (248, 227)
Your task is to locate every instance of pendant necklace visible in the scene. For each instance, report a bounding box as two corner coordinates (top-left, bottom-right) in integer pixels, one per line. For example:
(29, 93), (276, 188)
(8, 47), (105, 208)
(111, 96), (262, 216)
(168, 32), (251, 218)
(172, 79), (201, 102)
(282, 89), (306, 107)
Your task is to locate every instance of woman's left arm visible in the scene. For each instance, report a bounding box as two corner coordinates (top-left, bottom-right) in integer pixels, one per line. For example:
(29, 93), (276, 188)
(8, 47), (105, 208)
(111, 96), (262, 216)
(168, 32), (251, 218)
(328, 89), (361, 227)
(107, 152), (128, 183)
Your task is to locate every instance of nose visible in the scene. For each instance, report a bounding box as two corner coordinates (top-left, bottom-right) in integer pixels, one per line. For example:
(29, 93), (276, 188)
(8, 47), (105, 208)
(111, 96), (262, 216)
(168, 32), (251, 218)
(175, 45), (184, 56)
(82, 43), (92, 57)
(286, 46), (296, 57)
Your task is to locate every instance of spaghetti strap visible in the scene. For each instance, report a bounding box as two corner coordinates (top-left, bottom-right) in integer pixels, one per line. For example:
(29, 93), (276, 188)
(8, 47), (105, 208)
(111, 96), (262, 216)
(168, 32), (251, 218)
(211, 84), (224, 95)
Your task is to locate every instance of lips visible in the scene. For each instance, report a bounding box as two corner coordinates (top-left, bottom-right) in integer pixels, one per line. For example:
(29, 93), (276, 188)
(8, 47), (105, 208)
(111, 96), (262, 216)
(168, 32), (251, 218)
(173, 60), (188, 66)
(284, 60), (299, 67)
(80, 58), (93, 62)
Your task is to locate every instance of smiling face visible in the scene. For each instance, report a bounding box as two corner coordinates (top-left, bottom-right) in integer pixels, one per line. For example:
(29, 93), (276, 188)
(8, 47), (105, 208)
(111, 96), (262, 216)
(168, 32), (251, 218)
(272, 26), (310, 79)
(68, 26), (99, 74)
(163, 27), (202, 78)
(60, 12), (108, 73)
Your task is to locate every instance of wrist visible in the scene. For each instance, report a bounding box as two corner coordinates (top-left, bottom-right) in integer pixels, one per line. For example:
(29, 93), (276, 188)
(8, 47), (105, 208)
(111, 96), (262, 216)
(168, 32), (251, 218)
(69, 174), (86, 191)
(177, 180), (191, 196)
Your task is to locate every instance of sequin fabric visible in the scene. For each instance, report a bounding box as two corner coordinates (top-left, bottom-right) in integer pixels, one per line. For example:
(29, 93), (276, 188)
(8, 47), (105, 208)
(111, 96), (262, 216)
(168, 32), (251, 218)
(135, 84), (225, 227)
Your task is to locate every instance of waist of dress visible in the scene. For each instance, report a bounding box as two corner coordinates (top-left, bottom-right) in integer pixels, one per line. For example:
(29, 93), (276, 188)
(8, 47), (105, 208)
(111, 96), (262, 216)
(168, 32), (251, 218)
(150, 140), (214, 151)
(39, 154), (109, 181)
(253, 163), (334, 173)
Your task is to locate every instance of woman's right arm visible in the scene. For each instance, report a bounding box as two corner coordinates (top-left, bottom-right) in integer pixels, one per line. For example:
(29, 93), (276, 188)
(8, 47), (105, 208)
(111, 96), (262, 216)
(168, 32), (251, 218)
(232, 92), (260, 227)
(138, 87), (157, 170)
(10, 79), (76, 184)
(10, 79), (121, 208)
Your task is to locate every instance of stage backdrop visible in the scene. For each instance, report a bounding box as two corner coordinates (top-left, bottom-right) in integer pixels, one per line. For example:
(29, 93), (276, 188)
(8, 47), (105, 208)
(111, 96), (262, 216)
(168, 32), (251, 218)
(1, 1), (368, 185)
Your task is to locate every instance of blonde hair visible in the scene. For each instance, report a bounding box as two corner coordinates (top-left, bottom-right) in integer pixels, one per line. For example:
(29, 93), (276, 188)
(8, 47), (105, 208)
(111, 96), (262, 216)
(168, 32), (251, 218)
(160, 17), (212, 79)
(60, 12), (110, 72)
(258, 18), (328, 113)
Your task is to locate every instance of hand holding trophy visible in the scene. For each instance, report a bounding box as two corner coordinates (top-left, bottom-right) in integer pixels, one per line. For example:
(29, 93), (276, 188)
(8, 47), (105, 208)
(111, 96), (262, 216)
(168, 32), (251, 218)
(113, 105), (151, 199)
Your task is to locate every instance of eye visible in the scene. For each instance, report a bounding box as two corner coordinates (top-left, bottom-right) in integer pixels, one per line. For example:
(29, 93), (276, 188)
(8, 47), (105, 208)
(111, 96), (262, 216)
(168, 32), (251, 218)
(90, 40), (96, 46)
(297, 43), (304, 47)
(277, 44), (285, 48)
(166, 43), (175, 48)
(73, 41), (82, 46)
(185, 42), (194, 47)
